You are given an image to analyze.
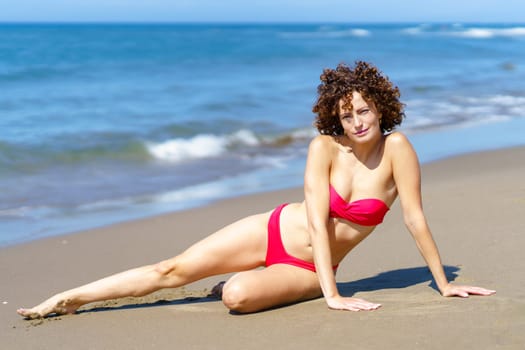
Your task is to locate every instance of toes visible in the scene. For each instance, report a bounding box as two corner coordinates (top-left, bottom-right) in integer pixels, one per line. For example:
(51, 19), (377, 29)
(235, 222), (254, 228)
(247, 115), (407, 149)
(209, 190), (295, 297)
(17, 308), (41, 319)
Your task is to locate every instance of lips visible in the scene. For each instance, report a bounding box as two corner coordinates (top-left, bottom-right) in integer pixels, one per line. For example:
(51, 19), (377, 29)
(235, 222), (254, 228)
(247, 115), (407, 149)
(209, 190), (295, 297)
(354, 128), (369, 136)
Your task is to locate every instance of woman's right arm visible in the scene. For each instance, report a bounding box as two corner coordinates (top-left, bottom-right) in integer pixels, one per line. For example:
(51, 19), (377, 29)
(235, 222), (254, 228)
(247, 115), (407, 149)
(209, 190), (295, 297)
(304, 136), (338, 299)
(304, 136), (381, 311)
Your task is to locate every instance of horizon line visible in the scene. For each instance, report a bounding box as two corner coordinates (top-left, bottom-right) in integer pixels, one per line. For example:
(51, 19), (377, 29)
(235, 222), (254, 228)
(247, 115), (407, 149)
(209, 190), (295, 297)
(1, 20), (524, 26)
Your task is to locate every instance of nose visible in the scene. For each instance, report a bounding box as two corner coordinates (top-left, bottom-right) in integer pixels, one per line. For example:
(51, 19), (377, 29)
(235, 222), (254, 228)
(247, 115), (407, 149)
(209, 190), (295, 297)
(353, 114), (363, 127)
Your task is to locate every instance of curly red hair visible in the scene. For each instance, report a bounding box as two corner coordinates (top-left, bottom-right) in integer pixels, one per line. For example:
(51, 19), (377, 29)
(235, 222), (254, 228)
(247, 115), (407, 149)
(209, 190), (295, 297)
(313, 61), (405, 135)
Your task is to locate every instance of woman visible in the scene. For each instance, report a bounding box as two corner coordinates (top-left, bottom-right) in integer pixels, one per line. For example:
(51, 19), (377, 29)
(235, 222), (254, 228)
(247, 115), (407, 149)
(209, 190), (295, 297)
(17, 61), (495, 319)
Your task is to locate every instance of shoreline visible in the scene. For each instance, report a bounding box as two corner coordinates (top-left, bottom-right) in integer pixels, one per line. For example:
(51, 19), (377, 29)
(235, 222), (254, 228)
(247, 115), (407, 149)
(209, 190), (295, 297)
(2, 145), (525, 349)
(0, 142), (523, 251)
(4, 116), (525, 248)
(4, 143), (524, 249)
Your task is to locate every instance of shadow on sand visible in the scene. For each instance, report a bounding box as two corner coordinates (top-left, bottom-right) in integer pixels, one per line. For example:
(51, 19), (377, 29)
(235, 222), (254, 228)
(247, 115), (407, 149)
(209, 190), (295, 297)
(70, 265), (459, 317)
(337, 265), (459, 296)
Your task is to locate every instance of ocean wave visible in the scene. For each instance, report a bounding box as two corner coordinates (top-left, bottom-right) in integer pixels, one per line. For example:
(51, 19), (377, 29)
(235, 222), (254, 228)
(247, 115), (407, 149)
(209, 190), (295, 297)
(0, 127), (313, 173)
(404, 94), (525, 131)
(0, 65), (80, 83)
(466, 94), (525, 106)
(148, 133), (237, 162)
(147, 129), (263, 162)
(450, 27), (525, 38)
(145, 125), (320, 163)
(402, 24), (525, 39)
(0, 136), (151, 174)
(4, 92), (524, 172)
(0, 206), (31, 218)
(279, 28), (371, 39)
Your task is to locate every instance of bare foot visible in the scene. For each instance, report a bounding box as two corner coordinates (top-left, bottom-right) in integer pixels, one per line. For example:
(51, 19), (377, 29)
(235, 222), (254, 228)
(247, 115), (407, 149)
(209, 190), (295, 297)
(17, 294), (80, 319)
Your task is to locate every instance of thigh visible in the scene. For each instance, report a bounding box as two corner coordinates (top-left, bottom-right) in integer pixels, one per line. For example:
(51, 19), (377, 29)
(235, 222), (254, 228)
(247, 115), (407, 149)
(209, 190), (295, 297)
(174, 211), (272, 280)
(223, 264), (322, 313)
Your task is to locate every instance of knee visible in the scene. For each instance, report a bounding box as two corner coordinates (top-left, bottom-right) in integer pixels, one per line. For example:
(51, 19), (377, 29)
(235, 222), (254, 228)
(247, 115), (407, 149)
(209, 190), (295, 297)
(221, 279), (251, 313)
(153, 256), (187, 282)
(154, 258), (176, 275)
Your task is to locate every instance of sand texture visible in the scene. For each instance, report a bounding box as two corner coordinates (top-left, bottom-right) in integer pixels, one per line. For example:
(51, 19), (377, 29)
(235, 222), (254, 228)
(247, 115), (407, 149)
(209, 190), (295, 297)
(1, 147), (524, 349)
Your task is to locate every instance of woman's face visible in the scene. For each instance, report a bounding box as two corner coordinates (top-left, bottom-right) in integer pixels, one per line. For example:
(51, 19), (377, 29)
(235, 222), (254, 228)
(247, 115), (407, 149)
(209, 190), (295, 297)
(338, 91), (382, 143)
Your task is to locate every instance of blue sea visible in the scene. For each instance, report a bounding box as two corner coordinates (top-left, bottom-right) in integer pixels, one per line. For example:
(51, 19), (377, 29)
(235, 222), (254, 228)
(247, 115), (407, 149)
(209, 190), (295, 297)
(1, 23), (525, 246)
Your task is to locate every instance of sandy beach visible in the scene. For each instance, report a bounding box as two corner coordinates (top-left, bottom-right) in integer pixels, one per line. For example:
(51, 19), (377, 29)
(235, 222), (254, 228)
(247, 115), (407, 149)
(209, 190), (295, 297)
(1, 146), (524, 349)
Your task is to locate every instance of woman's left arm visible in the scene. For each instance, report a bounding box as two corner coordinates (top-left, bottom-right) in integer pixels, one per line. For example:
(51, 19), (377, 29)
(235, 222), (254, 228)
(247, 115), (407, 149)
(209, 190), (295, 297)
(390, 133), (495, 297)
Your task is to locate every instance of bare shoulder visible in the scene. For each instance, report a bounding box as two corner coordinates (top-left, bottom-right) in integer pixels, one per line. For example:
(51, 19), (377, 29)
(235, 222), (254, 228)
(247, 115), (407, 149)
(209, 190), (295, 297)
(385, 131), (416, 157)
(306, 135), (337, 172)
(309, 134), (333, 147)
(385, 131), (421, 179)
(305, 135), (334, 183)
(385, 131), (411, 147)
(308, 134), (335, 153)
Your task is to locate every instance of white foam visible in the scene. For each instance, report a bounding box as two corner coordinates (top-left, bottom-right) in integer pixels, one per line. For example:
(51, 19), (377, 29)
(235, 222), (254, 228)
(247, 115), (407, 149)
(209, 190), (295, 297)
(148, 134), (226, 162)
(488, 95), (525, 106)
(227, 129), (259, 146)
(154, 183), (226, 204)
(449, 27), (525, 39)
(402, 27), (423, 35)
(0, 205), (60, 220)
(0, 207), (29, 218)
(401, 25), (525, 39)
(460, 95), (525, 112)
(401, 23), (435, 35)
(147, 129), (260, 162)
(405, 93), (525, 133)
(291, 127), (317, 139)
(498, 27), (525, 36)
(280, 28), (371, 39)
(456, 28), (495, 38)
(350, 29), (371, 37)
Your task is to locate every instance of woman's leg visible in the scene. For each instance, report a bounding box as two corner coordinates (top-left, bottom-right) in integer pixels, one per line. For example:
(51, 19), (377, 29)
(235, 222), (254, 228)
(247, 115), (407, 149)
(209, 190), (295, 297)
(221, 264), (323, 313)
(17, 211), (271, 319)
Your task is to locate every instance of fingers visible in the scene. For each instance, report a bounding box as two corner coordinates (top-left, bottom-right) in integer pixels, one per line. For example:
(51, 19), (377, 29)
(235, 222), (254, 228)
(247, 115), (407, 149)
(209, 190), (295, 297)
(461, 286), (496, 296)
(444, 285), (496, 298)
(457, 290), (469, 298)
(347, 298), (382, 311)
(333, 297), (381, 312)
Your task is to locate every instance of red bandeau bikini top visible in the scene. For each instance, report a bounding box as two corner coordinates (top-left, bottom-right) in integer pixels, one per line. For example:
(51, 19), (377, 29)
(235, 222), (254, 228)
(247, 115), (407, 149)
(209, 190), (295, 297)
(329, 185), (389, 226)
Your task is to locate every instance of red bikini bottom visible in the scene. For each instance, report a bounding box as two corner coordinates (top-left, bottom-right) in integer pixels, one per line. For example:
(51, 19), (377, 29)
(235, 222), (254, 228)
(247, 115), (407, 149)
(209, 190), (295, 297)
(265, 203), (338, 272)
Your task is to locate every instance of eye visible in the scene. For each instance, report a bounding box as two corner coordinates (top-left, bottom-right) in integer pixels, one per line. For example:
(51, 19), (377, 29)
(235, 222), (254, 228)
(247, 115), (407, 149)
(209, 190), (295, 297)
(358, 108), (370, 115)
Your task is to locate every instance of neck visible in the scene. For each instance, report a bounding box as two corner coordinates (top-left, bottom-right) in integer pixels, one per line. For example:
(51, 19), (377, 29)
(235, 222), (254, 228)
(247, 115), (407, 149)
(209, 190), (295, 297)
(347, 134), (384, 163)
